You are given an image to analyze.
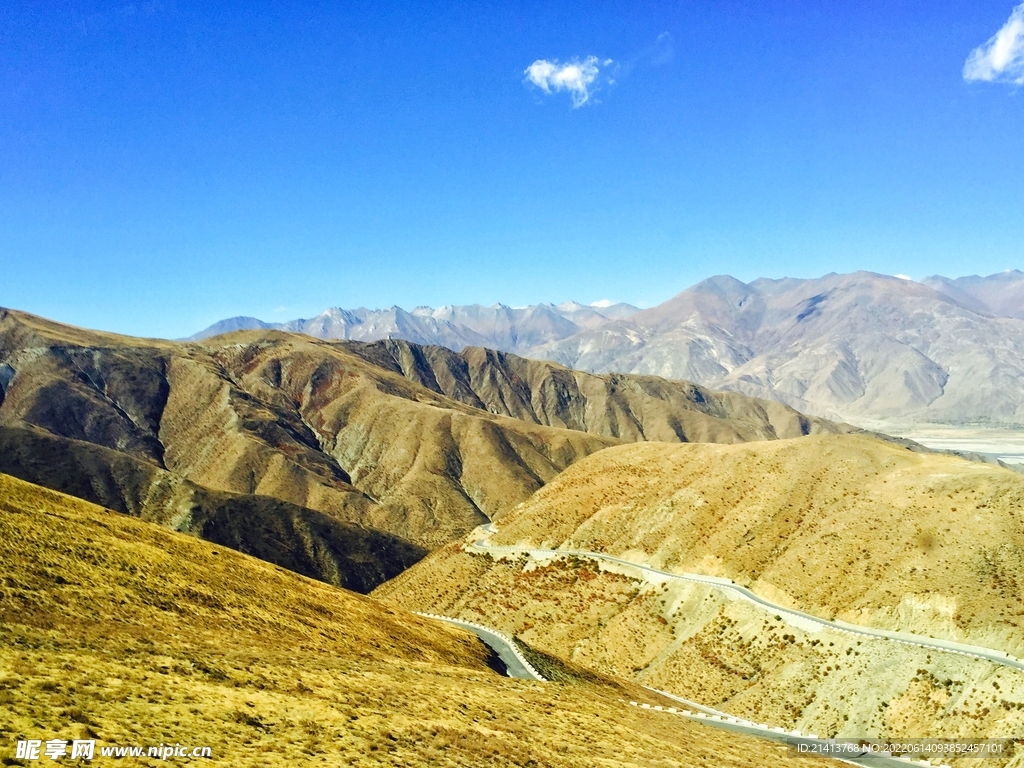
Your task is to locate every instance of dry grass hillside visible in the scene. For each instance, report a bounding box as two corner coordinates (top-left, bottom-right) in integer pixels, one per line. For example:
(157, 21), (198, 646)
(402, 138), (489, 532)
(377, 434), (1024, 754)
(0, 472), (836, 767)
(485, 434), (1024, 653)
(378, 542), (1024, 753)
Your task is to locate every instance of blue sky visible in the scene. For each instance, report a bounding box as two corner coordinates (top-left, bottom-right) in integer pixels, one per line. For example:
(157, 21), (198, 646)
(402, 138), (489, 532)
(1, 0), (1022, 338)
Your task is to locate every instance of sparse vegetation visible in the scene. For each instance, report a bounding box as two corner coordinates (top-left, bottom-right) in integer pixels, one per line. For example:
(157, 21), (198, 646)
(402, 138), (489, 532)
(378, 435), (1024, 752)
(0, 472), (829, 766)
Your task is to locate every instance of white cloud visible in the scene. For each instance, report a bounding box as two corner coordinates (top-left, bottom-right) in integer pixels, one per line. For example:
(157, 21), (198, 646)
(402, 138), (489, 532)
(590, 299), (614, 308)
(964, 3), (1024, 84)
(895, 274), (912, 281)
(524, 56), (608, 107)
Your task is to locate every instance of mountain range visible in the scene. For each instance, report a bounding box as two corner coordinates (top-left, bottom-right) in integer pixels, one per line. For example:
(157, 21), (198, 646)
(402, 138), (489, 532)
(195, 271), (1024, 427)
(0, 307), (847, 588)
(537, 270), (1024, 427)
(922, 271), (1024, 320)
(6, 302), (1023, 761)
(189, 300), (641, 354)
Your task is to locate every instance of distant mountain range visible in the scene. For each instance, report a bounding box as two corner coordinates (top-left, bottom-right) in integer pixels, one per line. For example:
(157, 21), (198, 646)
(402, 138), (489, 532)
(188, 300), (640, 354)
(191, 270), (1024, 427)
(921, 271), (1024, 320)
(535, 270), (1024, 427)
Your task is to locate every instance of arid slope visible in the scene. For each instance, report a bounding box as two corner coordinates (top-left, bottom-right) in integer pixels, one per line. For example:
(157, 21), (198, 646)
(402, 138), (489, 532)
(0, 308), (615, 550)
(378, 435), (1024, 748)
(0, 307), (848, 556)
(486, 434), (1024, 651)
(0, 472), (833, 767)
(0, 425), (424, 592)
(533, 272), (1024, 426)
(343, 339), (850, 443)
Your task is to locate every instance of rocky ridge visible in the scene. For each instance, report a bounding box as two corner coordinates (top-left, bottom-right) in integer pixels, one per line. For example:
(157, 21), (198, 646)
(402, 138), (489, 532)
(0, 307), (845, 578)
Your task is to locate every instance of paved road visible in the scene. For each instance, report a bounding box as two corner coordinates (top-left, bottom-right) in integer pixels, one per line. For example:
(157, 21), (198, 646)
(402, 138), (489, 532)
(414, 574), (952, 767)
(471, 527), (1024, 675)
(414, 612), (544, 681)
(639, 688), (949, 768)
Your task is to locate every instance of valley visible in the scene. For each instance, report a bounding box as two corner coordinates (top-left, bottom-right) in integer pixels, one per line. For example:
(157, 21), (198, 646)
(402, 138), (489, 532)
(0, 470), (843, 767)
(2, 304), (1020, 765)
(877, 426), (1024, 469)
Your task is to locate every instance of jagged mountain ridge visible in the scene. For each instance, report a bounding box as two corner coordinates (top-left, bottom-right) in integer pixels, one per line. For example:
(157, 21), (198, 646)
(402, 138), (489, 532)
(0, 308), (613, 552)
(340, 338), (848, 444)
(188, 300), (640, 353)
(530, 271), (1024, 426)
(0, 307), (844, 568)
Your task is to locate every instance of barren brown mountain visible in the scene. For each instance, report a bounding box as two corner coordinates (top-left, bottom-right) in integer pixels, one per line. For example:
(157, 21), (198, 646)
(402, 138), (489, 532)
(0, 308), (615, 554)
(532, 271), (1024, 427)
(0, 425), (424, 592)
(341, 338), (848, 443)
(0, 470), (841, 767)
(378, 434), (1024, 747)
(0, 307), (848, 570)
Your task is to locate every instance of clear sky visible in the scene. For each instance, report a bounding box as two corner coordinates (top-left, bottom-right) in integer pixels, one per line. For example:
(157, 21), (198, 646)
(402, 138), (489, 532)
(2, 0), (1022, 338)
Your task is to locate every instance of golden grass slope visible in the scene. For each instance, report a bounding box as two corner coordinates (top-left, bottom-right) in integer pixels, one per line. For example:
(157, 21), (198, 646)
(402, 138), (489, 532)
(378, 542), (1024, 750)
(376, 434), (1024, 750)
(483, 434), (1024, 653)
(0, 472), (836, 767)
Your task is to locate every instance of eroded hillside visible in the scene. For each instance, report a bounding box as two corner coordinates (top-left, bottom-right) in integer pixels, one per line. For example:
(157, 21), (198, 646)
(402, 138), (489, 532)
(0, 425), (424, 592)
(0, 307), (849, 562)
(0, 309), (615, 551)
(342, 338), (850, 443)
(532, 272), (1024, 426)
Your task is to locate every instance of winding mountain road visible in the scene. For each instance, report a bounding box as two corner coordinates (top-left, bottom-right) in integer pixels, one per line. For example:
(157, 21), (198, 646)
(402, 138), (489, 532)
(414, 612), (544, 681)
(630, 691), (947, 768)
(470, 524), (1024, 675)
(414, 605), (949, 768)
(407, 523), (1024, 767)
